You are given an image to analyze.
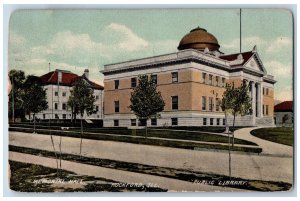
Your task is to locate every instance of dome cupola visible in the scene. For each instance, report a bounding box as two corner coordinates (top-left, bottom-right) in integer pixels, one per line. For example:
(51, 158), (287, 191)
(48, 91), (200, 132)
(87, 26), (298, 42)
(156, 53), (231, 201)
(178, 27), (220, 52)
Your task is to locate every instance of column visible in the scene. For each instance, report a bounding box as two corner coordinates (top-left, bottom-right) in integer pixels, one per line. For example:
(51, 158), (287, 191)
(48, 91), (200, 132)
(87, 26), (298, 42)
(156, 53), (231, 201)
(256, 83), (263, 117)
(251, 82), (256, 117)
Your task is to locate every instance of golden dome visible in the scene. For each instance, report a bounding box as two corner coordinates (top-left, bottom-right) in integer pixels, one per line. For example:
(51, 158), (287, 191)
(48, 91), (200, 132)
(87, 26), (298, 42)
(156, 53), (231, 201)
(178, 27), (220, 51)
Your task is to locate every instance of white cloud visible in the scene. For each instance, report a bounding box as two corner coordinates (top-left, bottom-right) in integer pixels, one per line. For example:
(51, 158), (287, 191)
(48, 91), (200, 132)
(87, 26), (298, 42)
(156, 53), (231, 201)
(222, 36), (265, 52)
(264, 60), (292, 78)
(266, 37), (292, 53)
(9, 32), (26, 47)
(222, 36), (292, 54)
(105, 23), (149, 52)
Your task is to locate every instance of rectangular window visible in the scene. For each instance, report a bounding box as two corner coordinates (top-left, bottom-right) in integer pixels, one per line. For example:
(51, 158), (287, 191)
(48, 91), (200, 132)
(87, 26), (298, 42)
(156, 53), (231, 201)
(171, 118), (178, 126)
(114, 101), (119, 113)
(95, 106), (99, 112)
(96, 95), (99, 100)
(263, 88), (265, 95)
(172, 72), (178, 83)
(216, 98), (220, 111)
(210, 118), (214, 125)
(266, 105), (269, 115)
(266, 88), (269, 96)
(114, 80), (119, 89)
(202, 96), (206, 110)
(217, 118), (220, 125)
(202, 73), (206, 83)
(114, 120), (119, 126)
(209, 97), (213, 111)
(55, 91), (58, 96)
(62, 114), (66, 119)
(62, 92), (66, 97)
(223, 118), (225, 125)
(151, 118), (157, 126)
(216, 76), (219, 87)
(131, 119), (136, 126)
(62, 103), (67, 110)
(262, 104), (265, 115)
(139, 119), (147, 126)
(131, 77), (137, 88)
(203, 118), (207, 125)
(172, 96), (178, 110)
(43, 114), (46, 119)
(151, 74), (157, 85)
(54, 103), (58, 110)
(55, 114), (59, 119)
(209, 74), (213, 86)
(222, 78), (226, 87)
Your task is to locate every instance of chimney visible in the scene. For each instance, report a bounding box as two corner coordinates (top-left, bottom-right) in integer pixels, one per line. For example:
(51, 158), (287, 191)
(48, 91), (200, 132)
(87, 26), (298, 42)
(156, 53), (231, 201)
(84, 69), (89, 79)
(58, 71), (62, 83)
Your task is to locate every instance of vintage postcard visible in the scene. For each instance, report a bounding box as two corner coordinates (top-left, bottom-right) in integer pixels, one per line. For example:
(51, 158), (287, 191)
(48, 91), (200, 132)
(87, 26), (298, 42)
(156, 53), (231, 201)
(7, 8), (294, 193)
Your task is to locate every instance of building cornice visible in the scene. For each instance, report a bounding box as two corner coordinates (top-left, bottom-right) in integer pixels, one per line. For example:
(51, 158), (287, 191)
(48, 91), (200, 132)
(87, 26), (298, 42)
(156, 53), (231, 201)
(263, 76), (277, 84)
(102, 49), (231, 75)
(102, 49), (274, 82)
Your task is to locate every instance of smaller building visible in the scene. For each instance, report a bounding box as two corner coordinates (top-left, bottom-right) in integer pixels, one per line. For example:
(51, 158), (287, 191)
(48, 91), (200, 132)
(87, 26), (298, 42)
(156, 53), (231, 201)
(274, 101), (293, 127)
(32, 69), (104, 121)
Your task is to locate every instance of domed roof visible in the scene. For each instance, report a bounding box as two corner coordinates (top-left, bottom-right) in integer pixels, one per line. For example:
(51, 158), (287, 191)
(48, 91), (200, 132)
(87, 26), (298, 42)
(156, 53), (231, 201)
(178, 27), (220, 51)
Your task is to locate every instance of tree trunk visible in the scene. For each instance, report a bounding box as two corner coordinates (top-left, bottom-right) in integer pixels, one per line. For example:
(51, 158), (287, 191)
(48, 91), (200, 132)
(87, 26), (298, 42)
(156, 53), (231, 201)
(33, 113), (36, 133)
(145, 125), (148, 139)
(228, 131), (231, 180)
(49, 116), (59, 177)
(59, 134), (62, 175)
(225, 112), (229, 133)
(232, 113), (236, 147)
(79, 116), (83, 156)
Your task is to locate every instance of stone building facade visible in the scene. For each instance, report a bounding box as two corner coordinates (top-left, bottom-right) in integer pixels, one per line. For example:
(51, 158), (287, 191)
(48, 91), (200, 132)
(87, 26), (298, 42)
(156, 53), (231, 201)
(102, 27), (276, 127)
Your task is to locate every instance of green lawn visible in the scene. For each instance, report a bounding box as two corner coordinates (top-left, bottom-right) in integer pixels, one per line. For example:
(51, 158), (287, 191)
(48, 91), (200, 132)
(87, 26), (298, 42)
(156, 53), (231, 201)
(67, 128), (256, 145)
(250, 127), (293, 146)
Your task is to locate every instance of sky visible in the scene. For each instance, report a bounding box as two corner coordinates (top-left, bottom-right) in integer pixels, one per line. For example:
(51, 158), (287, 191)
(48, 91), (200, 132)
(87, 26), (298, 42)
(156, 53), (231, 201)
(8, 9), (293, 101)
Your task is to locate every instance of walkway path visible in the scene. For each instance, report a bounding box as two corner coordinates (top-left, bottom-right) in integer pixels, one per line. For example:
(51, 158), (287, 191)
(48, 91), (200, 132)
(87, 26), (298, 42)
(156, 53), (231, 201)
(9, 151), (243, 192)
(9, 131), (293, 184)
(234, 127), (293, 157)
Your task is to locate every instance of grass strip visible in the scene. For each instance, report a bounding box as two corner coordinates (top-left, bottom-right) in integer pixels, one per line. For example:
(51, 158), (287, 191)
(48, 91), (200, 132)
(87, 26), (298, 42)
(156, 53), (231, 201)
(9, 127), (261, 153)
(251, 127), (293, 146)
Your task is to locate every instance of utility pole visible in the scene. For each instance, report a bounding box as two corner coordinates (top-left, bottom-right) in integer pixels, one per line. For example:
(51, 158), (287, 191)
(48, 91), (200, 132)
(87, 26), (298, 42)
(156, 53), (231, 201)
(240, 8), (242, 53)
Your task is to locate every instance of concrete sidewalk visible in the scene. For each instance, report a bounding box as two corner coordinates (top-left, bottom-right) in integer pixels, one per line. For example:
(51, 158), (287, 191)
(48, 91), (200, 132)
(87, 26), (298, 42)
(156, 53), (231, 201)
(9, 131), (293, 183)
(234, 127), (293, 157)
(9, 151), (242, 192)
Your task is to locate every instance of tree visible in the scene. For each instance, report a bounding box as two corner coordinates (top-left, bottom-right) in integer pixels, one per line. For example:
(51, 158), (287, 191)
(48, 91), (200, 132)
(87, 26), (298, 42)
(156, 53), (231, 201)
(221, 81), (252, 179)
(221, 84), (235, 134)
(230, 81), (252, 147)
(68, 93), (79, 124)
(221, 83), (235, 179)
(22, 76), (48, 133)
(68, 79), (96, 155)
(129, 75), (165, 138)
(8, 70), (26, 122)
